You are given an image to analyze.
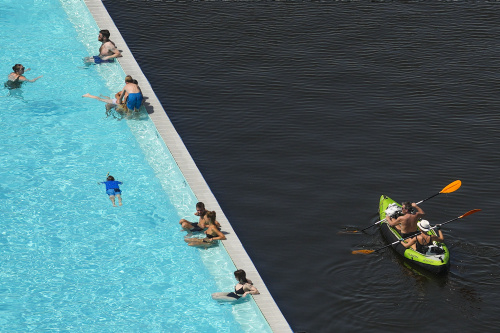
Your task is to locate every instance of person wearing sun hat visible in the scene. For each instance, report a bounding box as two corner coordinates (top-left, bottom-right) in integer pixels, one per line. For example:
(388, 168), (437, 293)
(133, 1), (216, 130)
(400, 219), (444, 254)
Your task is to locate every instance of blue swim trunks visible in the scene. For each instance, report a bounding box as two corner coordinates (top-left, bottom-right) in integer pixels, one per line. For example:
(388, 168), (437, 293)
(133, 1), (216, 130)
(93, 56), (115, 64)
(127, 92), (143, 111)
(106, 188), (121, 196)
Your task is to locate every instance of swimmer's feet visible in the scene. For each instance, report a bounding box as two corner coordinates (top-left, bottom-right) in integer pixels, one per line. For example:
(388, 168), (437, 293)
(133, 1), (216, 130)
(82, 93), (91, 98)
(119, 203), (122, 206)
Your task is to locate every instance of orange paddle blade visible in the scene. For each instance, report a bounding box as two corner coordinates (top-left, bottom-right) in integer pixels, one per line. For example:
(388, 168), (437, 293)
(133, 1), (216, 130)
(352, 249), (375, 255)
(460, 209), (481, 218)
(440, 180), (461, 193)
(340, 230), (360, 234)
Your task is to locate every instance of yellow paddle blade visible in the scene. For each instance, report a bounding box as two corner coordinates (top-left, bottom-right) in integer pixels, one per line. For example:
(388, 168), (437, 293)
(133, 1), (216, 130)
(352, 249), (375, 255)
(440, 180), (461, 193)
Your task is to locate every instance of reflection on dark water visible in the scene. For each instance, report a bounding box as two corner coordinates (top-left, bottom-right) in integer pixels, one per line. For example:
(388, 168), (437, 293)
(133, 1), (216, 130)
(102, 1), (500, 332)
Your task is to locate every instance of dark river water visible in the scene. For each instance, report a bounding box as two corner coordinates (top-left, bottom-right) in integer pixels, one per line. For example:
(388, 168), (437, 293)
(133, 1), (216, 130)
(101, 2), (500, 332)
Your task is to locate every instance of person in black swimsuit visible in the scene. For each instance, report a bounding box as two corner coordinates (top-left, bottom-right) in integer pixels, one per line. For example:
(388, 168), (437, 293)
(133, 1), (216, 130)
(401, 220), (444, 254)
(184, 211), (226, 247)
(211, 269), (260, 301)
(5, 64), (42, 89)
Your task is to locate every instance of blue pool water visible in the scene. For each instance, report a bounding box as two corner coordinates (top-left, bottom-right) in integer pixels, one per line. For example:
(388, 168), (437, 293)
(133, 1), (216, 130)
(0, 0), (271, 331)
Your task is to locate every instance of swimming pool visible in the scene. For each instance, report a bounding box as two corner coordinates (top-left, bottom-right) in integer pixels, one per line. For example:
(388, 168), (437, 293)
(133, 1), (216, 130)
(0, 0), (272, 331)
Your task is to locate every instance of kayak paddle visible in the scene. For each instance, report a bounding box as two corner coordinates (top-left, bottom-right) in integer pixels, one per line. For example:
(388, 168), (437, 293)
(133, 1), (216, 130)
(352, 209), (480, 255)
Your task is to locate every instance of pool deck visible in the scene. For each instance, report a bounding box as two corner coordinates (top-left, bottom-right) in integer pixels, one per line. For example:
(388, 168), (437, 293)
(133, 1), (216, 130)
(83, 1), (292, 332)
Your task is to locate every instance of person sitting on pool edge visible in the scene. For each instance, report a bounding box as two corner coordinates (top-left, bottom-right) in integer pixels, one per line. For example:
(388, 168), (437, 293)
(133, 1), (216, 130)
(98, 175), (123, 207)
(401, 220), (444, 254)
(5, 64), (42, 89)
(211, 269), (260, 301)
(84, 29), (122, 64)
(184, 211), (226, 247)
(386, 201), (424, 238)
(117, 75), (143, 113)
(179, 202), (221, 233)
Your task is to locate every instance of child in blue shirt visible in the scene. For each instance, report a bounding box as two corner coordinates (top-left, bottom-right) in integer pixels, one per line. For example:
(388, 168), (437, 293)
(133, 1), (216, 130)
(99, 175), (123, 206)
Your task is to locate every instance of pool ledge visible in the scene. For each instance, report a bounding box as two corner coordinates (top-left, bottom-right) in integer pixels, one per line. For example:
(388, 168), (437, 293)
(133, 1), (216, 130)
(83, 1), (292, 332)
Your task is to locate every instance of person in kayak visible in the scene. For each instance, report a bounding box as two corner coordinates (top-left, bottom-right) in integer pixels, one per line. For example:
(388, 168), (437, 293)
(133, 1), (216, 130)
(401, 220), (444, 254)
(386, 201), (424, 238)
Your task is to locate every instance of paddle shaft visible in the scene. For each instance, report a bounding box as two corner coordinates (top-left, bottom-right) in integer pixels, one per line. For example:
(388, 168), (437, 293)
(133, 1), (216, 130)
(416, 193), (439, 205)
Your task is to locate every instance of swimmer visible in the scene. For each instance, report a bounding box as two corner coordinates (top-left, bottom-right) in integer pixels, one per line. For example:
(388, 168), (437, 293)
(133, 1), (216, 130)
(5, 64), (42, 89)
(117, 75), (143, 112)
(211, 269), (260, 301)
(98, 175), (123, 207)
(84, 29), (121, 64)
(82, 91), (124, 105)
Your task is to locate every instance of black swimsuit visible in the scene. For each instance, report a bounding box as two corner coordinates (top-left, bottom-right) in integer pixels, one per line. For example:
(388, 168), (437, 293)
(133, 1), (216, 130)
(4, 75), (22, 90)
(226, 285), (245, 299)
(415, 235), (432, 254)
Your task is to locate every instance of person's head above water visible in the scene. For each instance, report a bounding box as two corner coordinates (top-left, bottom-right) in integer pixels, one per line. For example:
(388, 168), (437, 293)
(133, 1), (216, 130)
(401, 201), (411, 213)
(124, 75), (138, 84)
(205, 211), (216, 225)
(234, 269), (248, 283)
(107, 175), (115, 181)
(99, 29), (110, 41)
(12, 64), (25, 73)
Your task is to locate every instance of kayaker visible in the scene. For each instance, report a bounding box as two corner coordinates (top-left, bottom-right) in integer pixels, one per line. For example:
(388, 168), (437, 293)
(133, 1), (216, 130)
(401, 220), (444, 254)
(386, 201), (424, 238)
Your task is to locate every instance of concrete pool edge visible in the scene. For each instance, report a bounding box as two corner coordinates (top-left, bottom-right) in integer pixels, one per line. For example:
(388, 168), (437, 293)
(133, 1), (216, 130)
(82, 1), (292, 332)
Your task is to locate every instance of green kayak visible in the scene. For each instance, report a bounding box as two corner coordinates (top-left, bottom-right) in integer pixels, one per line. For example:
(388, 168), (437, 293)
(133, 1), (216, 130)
(379, 195), (450, 274)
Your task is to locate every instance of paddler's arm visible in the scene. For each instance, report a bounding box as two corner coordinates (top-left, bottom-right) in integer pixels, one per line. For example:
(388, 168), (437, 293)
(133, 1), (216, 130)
(411, 202), (425, 217)
(430, 225), (444, 242)
(401, 236), (417, 248)
(386, 215), (400, 227)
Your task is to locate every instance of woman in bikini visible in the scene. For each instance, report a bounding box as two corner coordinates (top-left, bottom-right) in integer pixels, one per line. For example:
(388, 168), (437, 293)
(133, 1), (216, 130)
(401, 219), (444, 254)
(184, 211), (226, 247)
(5, 64), (42, 89)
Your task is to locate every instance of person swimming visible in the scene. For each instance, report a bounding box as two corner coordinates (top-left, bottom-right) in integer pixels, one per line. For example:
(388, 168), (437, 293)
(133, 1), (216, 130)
(98, 175), (123, 207)
(5, 64), (42, 89)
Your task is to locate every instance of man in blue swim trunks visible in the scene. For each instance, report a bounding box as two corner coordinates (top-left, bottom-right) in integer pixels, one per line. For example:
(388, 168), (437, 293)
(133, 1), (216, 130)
(84, 30), (121, 64)
(117, 75), (143, 112)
